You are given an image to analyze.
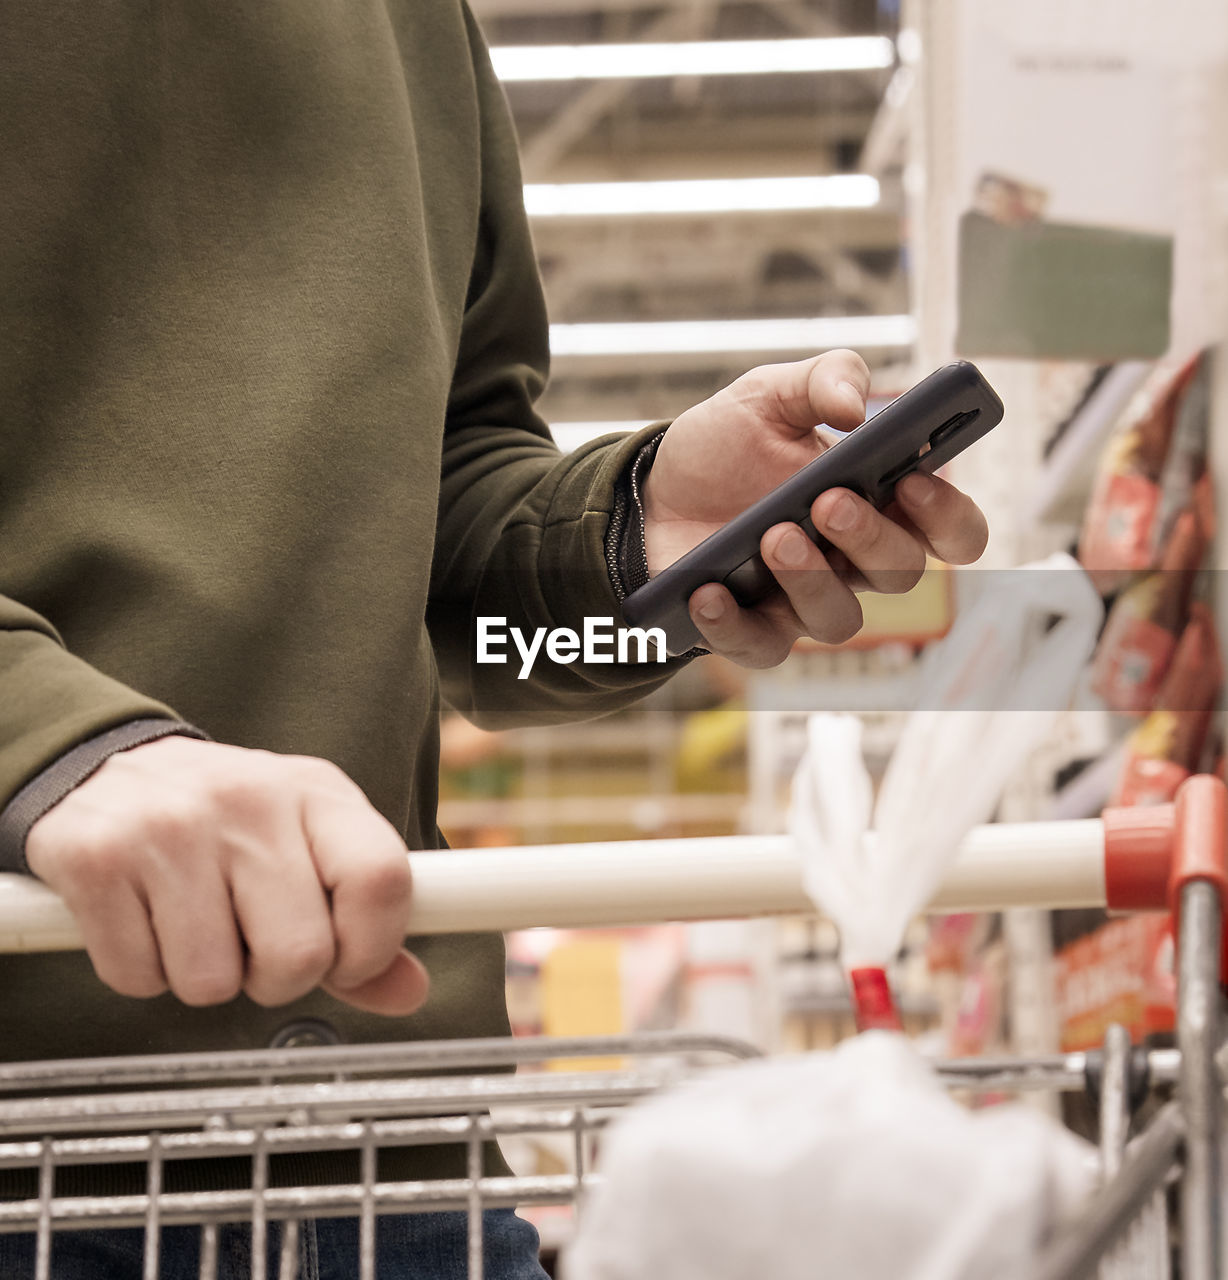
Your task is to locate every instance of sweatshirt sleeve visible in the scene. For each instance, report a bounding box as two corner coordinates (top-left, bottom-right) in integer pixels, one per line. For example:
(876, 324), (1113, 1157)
(0, 599), (194, 867)
(427, 8), (692, 728)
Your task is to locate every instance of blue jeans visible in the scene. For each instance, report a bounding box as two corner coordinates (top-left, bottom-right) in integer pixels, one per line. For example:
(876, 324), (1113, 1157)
(0, 1210), (549, 1279)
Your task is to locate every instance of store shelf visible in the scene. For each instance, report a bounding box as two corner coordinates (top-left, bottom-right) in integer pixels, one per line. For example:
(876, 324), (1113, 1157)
(781, 991), (940, 1018)
(503, 721), (680, 756)
(438, 792), (747, 833)
(1023, 362), (1151, 527)
(1045, 741), (1128, 821)
(748, 669), (922, 716)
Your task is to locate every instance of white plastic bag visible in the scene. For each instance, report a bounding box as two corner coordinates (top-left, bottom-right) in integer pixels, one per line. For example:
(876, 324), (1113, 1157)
(789, 554), (1103, 1018)
(563, 1034), (1094, 1280)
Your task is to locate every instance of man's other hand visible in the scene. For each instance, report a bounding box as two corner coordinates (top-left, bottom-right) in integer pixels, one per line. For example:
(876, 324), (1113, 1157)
(25, 737), (429, 1015)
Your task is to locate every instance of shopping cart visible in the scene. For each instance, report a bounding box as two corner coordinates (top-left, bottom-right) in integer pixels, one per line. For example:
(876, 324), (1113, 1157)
(0, 774), (1222, 1280)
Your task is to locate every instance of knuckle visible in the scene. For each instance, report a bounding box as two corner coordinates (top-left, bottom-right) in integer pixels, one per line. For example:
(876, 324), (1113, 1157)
(813, 348), (868, 394)
(142, 796), (210, 844)
(203, 769), (271, 815)
(756, 641), (796, 669)
(300, 755), (346, 782)
(174, 968), (243, 1008)
(57, 830), (133, 888)
(831, 347), (869, 378)
(272, 934), (337, 987)
(294, 756), (356, 796)
(242, 956), (326, 1008)
(350, 854), (412, 909)
(726, 637), (795, 670)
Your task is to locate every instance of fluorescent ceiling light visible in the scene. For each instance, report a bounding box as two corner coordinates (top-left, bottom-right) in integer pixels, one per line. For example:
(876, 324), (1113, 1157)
(524, 175), (879, 217)
(550, 421), (656, 452)
(549, 315), (915, 357)
(491, 36), (895, 82)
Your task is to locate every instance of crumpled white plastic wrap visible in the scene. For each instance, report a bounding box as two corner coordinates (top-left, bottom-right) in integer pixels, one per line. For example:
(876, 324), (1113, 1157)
(790, 553), (1104, 975)
(563, 1034), (1095, 1280)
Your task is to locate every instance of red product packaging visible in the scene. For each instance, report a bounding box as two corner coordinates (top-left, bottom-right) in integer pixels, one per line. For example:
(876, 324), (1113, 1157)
(926, 913), (990, 974)
(948, 960), (1004, 1060)
(1112, 602), (1221, 804)
(1081, 468), (1161, 590)
(1091, 510), (1206, 714)
(1055, 915), (1174, 1051)
(1078, 357), (1200, 592)
(1114, 753), (1191, 809)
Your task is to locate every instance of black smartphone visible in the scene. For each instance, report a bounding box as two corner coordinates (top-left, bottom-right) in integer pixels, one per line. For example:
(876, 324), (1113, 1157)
(620, 360), (1004, 653)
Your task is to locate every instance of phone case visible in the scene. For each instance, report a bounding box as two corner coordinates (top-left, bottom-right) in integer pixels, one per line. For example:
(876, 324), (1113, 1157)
(621, 360), (1004, 653)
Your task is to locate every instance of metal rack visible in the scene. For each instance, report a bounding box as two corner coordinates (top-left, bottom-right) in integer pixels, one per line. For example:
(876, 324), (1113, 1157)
(0, 775), (1223, 1279)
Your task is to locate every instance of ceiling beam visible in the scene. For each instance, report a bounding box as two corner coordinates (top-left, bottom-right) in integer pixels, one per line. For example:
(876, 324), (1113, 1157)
(518, 2), (717, 179)
(475, 0), (713, 16)
(532, 206), (900, 254)
(539, 338), (909, 380)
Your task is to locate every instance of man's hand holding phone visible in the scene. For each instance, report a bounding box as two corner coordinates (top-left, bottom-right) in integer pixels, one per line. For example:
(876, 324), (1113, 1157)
(638, 349), (992, 664)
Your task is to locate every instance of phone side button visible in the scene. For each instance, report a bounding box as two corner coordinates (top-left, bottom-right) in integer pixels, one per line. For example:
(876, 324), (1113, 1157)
(723, 555), (778, 606)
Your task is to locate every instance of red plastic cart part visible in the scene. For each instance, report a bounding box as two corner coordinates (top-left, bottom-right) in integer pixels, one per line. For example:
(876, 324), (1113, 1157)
(1168, 775), (1228, 910)
(848, 966), (904, 1032)
(1103, 775), (1228, 914)
(1103, 803), (1176, 911)
(1103, 777), (1228, 983)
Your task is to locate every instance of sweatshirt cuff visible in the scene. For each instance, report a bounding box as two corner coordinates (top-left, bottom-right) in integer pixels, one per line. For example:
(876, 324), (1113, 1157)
(606, 428), (709, 659)
(605, 428), (666, 602)
(0, 719), (209, 875)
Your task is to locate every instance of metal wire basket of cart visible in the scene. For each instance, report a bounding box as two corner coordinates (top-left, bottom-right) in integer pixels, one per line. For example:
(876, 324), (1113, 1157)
(0, 775), (1223, 1280)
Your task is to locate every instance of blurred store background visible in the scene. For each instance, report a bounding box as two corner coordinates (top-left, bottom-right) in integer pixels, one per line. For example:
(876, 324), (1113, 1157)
(438, 1), (1228, 1256)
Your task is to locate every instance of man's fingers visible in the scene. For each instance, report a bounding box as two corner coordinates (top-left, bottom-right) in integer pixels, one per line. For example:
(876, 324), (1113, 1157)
(742, 349), (870, 437)
(231, 837), (337, 1008)
(62, 874), (169, 1001)
(687, 525), (868, 659)
(759, 524), (865, 645)
(808, 489), (927, 595)
(803, 349), (871, 432)
(324, 949), (430, 1018)
(304, 788), (415, 995)
(28, 795), (175, 1002)
(24, 739), (429, 1014)
(689, 484), (933, 664)
(688, 584), (799, 668)
(893, 472), (989, 565)
(146, 856), (248, 1007)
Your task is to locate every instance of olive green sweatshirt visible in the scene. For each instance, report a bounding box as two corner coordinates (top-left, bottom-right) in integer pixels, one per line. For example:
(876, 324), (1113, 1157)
(0, 0), (678, 1183)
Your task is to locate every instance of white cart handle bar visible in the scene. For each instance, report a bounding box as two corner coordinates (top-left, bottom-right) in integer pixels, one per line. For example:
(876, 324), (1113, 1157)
(0, 786), (1218, 953)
